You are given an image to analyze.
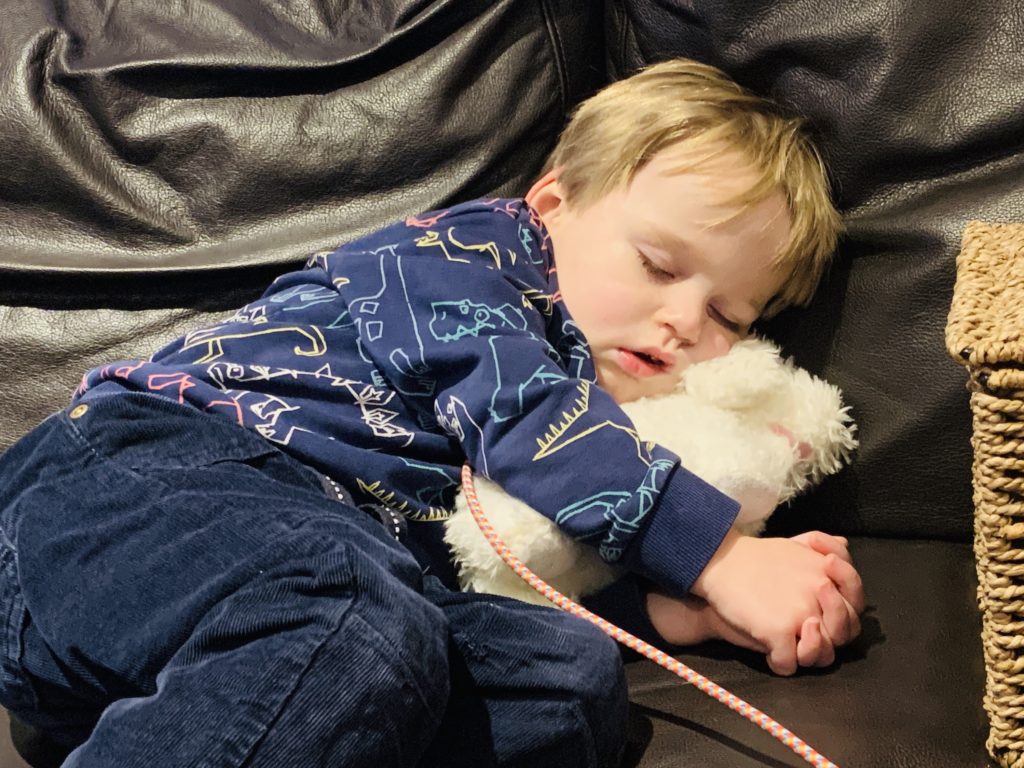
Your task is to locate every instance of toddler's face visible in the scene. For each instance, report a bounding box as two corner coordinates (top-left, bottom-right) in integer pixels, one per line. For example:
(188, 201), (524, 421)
(526, 149), (790, 403)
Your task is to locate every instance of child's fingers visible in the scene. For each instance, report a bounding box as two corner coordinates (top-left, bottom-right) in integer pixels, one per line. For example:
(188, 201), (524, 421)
(797, 617), (835, 668)
(817, 580), (857, 646)
(766, 633), (799, 676)
(790, 531), (852, 563)
(825, 553), (866, 614)
(796, 618), (820, 667)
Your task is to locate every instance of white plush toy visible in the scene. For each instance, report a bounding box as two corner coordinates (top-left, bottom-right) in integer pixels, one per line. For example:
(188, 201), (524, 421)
(443, 338), (858, 607)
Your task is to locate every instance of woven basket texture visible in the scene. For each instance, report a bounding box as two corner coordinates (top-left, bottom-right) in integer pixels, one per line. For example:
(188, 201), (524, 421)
(947, 221), (1024, 768)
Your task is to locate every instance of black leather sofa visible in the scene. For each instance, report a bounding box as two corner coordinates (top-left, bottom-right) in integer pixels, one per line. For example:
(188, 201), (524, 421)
(4, 1), (1020, 766)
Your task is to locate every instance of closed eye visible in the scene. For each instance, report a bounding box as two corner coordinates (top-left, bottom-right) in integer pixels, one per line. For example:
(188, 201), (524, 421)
(709, 305), (743, 334)
(637, 251), (675, 282)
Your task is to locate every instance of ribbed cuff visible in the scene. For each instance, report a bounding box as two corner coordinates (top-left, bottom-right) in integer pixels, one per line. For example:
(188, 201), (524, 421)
(621, 464), (739, 596)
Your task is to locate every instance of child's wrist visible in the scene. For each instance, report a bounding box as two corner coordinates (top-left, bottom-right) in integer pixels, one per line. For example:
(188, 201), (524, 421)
(690, 527), (742, 600)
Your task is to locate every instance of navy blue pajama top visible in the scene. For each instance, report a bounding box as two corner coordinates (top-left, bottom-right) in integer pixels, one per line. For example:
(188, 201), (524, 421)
(74, 198), (738, 599)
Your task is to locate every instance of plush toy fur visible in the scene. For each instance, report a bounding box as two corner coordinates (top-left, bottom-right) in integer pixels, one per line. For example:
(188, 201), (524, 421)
(443, 338), (858, 606)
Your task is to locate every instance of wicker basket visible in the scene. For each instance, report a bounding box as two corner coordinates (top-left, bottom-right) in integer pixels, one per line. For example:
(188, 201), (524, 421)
(946, 221), (1024, 768)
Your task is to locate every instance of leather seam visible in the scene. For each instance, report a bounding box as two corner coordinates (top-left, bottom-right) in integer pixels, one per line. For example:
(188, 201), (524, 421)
(536, 0), (569, 117)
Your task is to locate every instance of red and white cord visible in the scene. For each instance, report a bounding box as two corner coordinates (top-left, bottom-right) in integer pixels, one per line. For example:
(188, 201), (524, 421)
(460, 463), (840, 768)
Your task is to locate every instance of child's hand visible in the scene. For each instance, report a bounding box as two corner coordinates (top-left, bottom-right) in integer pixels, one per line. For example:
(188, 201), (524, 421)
(645, 591), (766, 652)
(646, 592), (839, 669)
(790, 530), (852, 564)
(789, 530), (865, 647)
(645, 591), (763, 649)
(690, 529), (856, 676)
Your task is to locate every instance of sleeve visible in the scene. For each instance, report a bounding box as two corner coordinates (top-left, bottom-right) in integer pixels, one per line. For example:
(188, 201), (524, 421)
(326, 207), (738, 595)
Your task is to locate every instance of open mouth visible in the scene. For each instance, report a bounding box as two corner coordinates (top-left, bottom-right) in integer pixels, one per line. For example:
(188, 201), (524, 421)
(617, 348), (669, 378)
(632, 350), (665, 367)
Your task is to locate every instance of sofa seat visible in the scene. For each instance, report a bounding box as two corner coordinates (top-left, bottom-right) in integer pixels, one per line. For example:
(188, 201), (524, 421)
(623, 538), (989, 767)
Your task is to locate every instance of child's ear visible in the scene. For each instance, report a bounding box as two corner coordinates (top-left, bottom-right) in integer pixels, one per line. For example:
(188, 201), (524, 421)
(525, 168), (567, 224)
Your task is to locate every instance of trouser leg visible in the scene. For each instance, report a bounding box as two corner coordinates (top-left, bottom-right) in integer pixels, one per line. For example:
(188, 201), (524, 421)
(419, 582), (629, 768)
(62, 519), (449, 768)
(0, 395), (450, 768)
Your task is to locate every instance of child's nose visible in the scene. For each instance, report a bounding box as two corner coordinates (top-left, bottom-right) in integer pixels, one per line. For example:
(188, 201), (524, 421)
(659, 279), (712, 345)
(658, 302), (705, 345)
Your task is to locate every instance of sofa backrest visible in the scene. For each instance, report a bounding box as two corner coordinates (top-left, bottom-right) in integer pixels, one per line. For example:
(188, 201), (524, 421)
(0, 0), (602, 445)
(6, 0), (1020, 543)
(607, 0), (1024, 541)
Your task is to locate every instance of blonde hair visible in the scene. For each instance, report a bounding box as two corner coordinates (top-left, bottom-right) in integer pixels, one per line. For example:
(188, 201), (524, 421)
(545, 58), (843, 317)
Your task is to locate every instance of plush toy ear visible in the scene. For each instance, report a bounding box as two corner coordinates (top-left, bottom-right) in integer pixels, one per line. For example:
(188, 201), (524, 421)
(681, 338), (789, 410)
(779, 368), (859, 498)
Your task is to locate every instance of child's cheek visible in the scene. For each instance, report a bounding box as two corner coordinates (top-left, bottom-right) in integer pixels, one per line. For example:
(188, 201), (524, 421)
(711, 333), (732, 359)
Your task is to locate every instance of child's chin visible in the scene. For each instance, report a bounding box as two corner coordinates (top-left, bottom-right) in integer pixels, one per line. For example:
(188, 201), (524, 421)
(599, 369), (677, 404)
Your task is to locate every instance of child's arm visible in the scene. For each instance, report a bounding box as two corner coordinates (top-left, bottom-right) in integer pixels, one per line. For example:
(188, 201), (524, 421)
(327, 203), (741, 600)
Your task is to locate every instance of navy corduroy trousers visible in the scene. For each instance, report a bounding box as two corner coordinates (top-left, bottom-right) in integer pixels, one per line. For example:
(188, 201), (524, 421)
(0, 393), (627, 767)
